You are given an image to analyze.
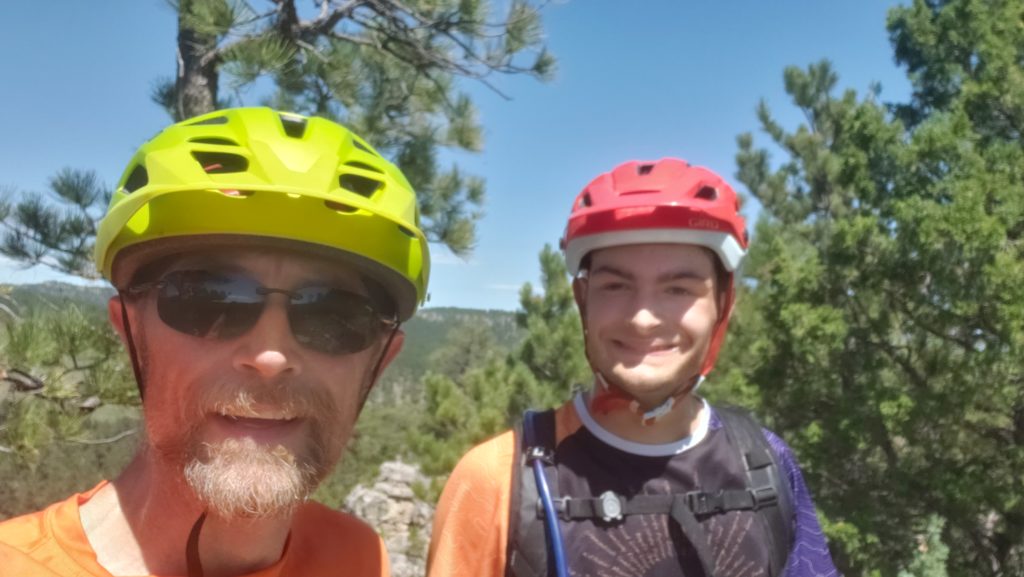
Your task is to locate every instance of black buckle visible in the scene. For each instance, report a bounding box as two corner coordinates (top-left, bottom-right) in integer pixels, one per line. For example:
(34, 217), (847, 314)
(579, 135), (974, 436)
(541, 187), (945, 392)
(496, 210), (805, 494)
(536, 496), (569, 520)
(749, 486), (778, 510)
(685, 491), (724, 515)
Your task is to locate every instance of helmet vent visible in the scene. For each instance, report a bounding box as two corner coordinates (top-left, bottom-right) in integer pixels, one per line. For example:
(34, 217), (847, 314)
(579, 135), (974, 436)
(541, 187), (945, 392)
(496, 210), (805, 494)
(345, 161), (384, 174)
(637, 164), (654, 176)
(189, 137), (238, 146)
(579, 193), (592, 208)
(397, 225), (417, 238)
(340, 173), (383, 197)
(280, 114), (307, 139)
(193, 151), (249, 173)
(219, 189), (253, 198)
(325, 200), (359, 214)
(351, 138), (379, 157)
(123, 165), (148, 193)
(187, 115), (228, 126)
(695, 186), (718, 201)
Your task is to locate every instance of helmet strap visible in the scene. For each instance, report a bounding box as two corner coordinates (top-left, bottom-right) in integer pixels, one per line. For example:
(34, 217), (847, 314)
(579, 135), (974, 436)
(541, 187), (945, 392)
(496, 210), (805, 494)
(589, 371), (704, 426)
(118, 291), (147, 401)
(358, 323), (401, 413)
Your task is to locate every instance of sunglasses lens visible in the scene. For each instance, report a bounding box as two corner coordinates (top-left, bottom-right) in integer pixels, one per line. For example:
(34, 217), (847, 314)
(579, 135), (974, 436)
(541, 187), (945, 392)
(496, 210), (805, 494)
(156, 271), (264, 339)
(289, 288), (382, 355)
(150, 271), (388, 355)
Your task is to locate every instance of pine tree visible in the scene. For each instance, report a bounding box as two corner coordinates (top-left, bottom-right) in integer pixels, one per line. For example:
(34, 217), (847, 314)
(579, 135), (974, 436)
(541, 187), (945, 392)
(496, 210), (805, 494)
(898, 516), (950, 577)
(733, 2), (1024, 573)
(1, 301), (136, 461)
(410, 245), (588, 479)
(1, 0), (554, 273)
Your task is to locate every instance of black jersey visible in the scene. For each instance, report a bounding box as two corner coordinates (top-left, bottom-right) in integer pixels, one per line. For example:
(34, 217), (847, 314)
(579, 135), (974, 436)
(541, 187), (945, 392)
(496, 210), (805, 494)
(551, 403), (773, 576)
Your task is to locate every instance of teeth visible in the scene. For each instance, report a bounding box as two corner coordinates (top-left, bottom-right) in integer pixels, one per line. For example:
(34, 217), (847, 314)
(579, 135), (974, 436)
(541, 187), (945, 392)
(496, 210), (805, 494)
(217, 409), (296, 421)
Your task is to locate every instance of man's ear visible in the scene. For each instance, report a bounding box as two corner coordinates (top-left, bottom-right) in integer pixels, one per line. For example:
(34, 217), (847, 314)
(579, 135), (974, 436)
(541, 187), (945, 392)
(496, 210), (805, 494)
(572, 277), (587, 316)
(572, 276), (589, 335)
(107, 295), (129, 344)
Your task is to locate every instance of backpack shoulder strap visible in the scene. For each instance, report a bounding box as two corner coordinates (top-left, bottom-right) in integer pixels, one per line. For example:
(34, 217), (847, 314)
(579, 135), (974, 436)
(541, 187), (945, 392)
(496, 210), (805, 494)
(714, 405), (795, 577)
(506, 409), (557, 577)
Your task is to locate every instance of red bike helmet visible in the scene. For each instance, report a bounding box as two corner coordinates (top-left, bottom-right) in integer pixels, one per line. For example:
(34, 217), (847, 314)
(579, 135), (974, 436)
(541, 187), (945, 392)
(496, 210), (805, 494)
(561, 158), (748, 378)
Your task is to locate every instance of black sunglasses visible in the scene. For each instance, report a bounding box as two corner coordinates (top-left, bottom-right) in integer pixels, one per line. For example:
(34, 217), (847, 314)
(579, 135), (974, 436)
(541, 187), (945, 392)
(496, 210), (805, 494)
(126, 270), (397, 356)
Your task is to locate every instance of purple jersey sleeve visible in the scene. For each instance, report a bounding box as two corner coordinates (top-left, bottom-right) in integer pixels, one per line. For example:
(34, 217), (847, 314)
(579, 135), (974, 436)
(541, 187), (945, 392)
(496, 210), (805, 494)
(762, 428), (842, 577)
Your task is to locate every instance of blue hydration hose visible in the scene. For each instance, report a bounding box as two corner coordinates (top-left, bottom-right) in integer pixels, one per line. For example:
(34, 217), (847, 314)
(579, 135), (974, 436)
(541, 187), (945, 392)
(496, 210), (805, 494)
(531, 459), (568, 577)
(526, 409), (569, 577)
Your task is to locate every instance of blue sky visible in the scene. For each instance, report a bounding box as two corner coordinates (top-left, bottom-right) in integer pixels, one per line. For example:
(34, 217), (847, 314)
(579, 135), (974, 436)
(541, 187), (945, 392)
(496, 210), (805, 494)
(0, 1), (910, 311)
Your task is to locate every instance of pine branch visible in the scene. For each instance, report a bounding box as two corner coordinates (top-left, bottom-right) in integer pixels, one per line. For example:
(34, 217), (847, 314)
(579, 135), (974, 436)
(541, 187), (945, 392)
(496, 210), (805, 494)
(294, 38), (330, 62)
(65, 428), (138, 445)
(301, 0), (365, 36)
(352, 12), (514, 99)
(2, 368), (45, 392)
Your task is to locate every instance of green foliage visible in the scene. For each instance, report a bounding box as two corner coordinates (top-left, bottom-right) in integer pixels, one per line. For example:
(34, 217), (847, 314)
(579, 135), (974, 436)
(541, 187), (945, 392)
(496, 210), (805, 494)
(313, 402), (428, 507)
(0, 169), (108, 278)
(515, 245), (590, 398)
(888, 0), (1024, 139)
(0, 405), (140, 520)
(315, 307), (526, 504)
(410, 245), (588, 485)
(732, 3), (1024, 573)
(414, 357), (536, 477)
(377, 306), (522, 393)
(898, 516), (950, 577)
(702, 283), (768, 412)
(0, 289), (138, 519)
(0, 287), (136, 469)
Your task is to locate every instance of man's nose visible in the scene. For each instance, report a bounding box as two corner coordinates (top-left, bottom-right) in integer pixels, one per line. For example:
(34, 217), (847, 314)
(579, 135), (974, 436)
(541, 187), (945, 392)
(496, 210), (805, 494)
(232, 299), (302, 379)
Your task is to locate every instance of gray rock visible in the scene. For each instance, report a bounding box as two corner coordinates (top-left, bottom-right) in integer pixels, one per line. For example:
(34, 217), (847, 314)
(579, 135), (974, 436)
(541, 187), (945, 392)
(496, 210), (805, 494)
(344, 461), (435, 577)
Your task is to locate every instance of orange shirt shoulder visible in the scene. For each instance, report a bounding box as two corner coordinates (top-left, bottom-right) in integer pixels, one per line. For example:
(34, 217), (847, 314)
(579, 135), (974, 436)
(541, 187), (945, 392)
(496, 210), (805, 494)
(427, 402), (580, 577)
(0, 481), (389, 577)
(284, 500), (389, 577)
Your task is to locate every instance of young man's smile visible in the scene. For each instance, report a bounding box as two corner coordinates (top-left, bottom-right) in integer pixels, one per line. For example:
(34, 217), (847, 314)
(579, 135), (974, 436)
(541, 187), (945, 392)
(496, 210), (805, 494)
(580, 243), (720, 404)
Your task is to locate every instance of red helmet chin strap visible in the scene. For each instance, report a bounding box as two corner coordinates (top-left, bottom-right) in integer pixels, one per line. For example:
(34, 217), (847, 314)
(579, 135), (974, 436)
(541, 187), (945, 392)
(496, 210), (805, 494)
(579, 275), (736, 426)
(588, 372), (706, 426)
(700, 278), (736, 377)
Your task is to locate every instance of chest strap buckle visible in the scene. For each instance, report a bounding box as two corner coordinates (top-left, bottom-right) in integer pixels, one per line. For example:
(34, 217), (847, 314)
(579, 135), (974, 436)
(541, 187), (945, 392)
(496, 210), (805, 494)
(595, 491), (624, 522)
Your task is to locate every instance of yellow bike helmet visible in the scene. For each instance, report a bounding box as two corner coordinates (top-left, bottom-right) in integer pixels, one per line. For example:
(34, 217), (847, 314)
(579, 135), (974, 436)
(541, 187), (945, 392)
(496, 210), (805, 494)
(95, 107), (429, 321)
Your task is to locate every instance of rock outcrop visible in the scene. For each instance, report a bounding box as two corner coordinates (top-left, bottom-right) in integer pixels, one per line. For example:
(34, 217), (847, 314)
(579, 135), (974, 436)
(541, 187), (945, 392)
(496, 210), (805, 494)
(345, 461), (435, 577)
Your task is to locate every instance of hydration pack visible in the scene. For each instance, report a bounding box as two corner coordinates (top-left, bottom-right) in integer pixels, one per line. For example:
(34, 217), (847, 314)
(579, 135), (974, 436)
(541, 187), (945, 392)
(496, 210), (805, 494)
(505, 405), (794, 577)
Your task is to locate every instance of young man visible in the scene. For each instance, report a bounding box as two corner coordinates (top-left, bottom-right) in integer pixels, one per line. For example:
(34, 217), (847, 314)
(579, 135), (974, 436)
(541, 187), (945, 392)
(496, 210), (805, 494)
(0, 107), (430, 577)
(427, 159), (839, 577)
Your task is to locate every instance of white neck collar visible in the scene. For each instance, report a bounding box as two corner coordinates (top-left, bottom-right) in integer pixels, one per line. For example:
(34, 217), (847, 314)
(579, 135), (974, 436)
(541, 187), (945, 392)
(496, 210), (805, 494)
(572, 392), (710, 457)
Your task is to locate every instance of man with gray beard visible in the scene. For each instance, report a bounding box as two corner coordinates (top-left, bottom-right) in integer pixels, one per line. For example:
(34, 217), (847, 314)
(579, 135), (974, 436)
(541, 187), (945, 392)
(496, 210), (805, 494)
(0, 108), (431, 577)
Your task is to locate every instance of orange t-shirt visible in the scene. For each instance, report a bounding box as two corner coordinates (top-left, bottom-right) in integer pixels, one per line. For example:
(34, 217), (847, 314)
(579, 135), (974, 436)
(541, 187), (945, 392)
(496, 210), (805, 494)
(0, 481), (389, 577)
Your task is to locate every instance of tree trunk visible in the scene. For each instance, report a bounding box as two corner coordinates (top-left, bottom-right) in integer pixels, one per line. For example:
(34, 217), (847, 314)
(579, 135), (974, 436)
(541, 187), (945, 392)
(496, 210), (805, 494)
(175, 0), (219, 120)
